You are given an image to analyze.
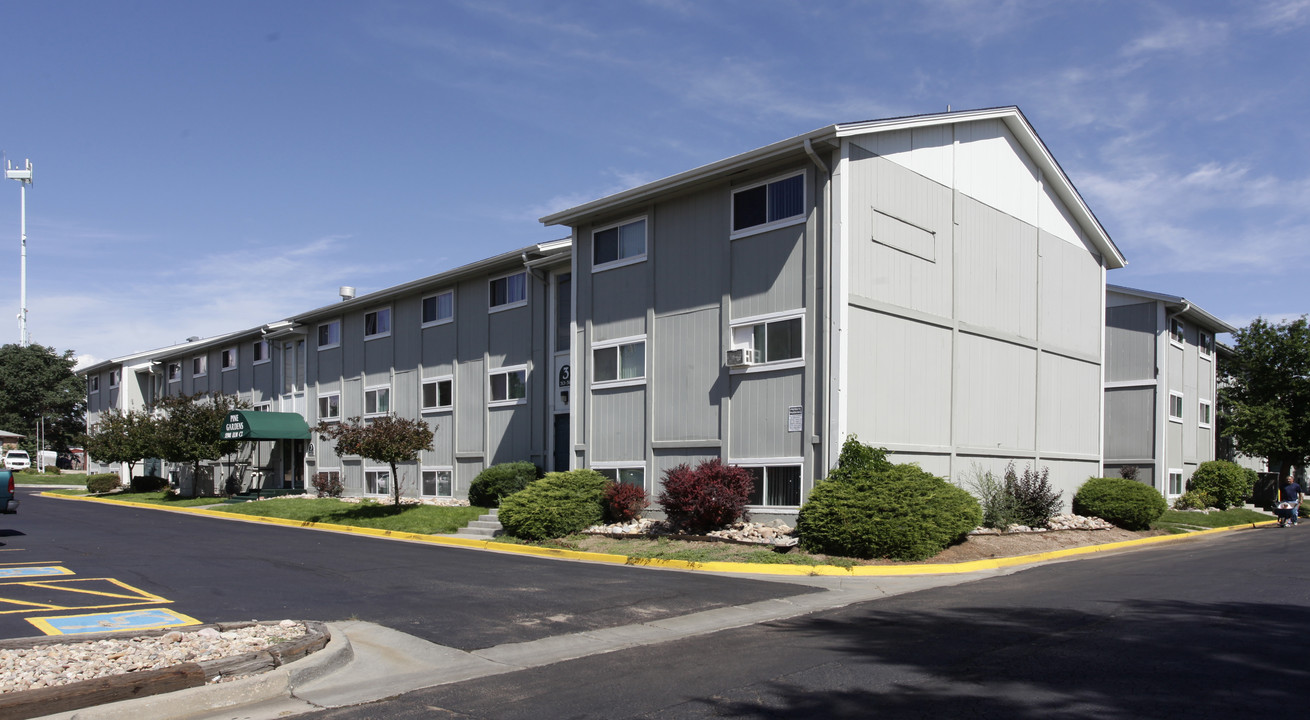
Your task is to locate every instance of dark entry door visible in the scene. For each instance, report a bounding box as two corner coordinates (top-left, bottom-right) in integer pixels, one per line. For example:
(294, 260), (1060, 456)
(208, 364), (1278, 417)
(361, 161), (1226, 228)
(553, 414), (570, 472)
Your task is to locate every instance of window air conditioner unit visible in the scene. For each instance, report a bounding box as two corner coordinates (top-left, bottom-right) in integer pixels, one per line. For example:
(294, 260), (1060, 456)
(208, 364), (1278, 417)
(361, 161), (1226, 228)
(725, 348), (753, 368)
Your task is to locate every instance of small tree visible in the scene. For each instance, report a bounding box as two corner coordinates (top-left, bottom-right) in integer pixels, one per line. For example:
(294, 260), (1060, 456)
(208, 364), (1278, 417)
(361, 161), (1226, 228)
(82, 408), (158, 481)
(315, 415), (434, 506)
(657, 458), (754, 533)
(154, 393), (249, 497)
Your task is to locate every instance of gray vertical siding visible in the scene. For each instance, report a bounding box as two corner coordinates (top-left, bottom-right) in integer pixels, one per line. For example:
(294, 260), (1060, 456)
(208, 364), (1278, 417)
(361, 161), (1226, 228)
(652, 308), (722, 442)
(1037, 353), (1100, 456)
(591, 388), (646, 461)
(953, 195), (1038, 341)
(729, 225), (806, 320)
(1105, 302), (1156, 382)
(591, 264), (649, 341)
(455, 360), (484, 454)
(487, 406), (530, 465)
(1105, 386), (1155, 460)
(953, 333), (1037, 451)
(654, 193), (728, 315)
(728, 370), (804, 459)
(845, 307), (952, 447)
(1037, 232), (1102, 359)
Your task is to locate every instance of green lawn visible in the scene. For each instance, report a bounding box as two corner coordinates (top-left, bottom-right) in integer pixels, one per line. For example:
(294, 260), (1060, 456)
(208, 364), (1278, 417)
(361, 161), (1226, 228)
(87, 491), (229, 507)
(1152, 507), (1274, 533)
(13, 472), (87, 486)
(212, 497), (487, 535)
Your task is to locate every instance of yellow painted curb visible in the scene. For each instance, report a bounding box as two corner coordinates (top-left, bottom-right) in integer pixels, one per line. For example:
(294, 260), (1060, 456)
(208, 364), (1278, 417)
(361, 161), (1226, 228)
(42, 493), (1274, 577)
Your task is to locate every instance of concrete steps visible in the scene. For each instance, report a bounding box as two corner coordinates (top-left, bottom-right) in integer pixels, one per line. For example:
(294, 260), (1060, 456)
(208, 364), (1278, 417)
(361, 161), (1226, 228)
(453, 508), (503, 539)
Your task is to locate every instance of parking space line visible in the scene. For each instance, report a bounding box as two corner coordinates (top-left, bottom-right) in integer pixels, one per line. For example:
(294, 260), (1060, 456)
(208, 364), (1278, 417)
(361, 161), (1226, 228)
(0, 577), (170, 615)
(27, 608), (202, 636)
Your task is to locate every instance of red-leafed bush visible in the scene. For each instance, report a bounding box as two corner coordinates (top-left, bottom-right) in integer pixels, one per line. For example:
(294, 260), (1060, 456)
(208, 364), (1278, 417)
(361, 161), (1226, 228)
(604, 482), (649, 523)
(657, 459), (753, 533)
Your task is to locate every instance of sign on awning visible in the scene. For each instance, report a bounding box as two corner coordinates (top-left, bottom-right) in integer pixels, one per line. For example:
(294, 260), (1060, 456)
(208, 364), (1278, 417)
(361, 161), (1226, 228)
(222, 410), (311, 441)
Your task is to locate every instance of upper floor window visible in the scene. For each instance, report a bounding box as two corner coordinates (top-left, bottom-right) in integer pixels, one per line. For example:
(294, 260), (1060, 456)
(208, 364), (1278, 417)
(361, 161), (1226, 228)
(252, 340), (270, 365)
(732, 172), (805, 236)
(490, 272), (527, 311)
(318, 393), (341, 422)
(221, 348), (237, 371)
(364, 386), (391, 417)
(318, 320), (341, 350)
(1199, 400), (1213, 428)
(1169, 391), (1184, 422)
(108, 369), (120, 388)
(730, 311), (804, 369)
(422, 377), (453, 411)
(489, 366), (527, 405)
(592, 337), (646, 387)
(192, 356), (208, 377)
(88, 375), (99, 393)
(593, 218), (647, 271)
(364, 308), (391, 340)
(1199, 331), (1214, 358)
(422, 291), (454, 327)
(1170, 318), (1185, 347)
(167, 363), (181, 383)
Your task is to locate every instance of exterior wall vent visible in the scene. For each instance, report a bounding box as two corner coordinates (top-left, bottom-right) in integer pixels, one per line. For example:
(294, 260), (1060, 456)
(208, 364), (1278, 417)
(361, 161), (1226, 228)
(339, 286), (356, 302)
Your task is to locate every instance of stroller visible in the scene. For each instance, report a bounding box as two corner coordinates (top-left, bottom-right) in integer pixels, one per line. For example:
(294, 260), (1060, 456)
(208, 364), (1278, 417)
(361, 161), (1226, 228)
(1276, 500), (1300, 527)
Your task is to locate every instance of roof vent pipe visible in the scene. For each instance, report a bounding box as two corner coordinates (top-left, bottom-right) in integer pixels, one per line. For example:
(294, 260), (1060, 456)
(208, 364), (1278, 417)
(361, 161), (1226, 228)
(339, 286), (356, 302)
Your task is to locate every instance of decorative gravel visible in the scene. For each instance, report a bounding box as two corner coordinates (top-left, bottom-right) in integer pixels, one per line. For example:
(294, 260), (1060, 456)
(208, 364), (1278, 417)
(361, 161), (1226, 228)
(0, 620), (307, 694)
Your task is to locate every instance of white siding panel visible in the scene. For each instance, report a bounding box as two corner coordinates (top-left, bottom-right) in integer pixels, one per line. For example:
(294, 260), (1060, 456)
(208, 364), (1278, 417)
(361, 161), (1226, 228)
(847, 308), (951, 448)
(954, 196), (1038, 340)
(1039, 180), (1088, 249)
(1037, 353), (1100, 456)
(1040, 459), (1101, 508)
(955, 333), (1036, 451)
(954, 118), (1039, 227)
(849, 126), (954, 188)
(1038, 232), (1102, 358)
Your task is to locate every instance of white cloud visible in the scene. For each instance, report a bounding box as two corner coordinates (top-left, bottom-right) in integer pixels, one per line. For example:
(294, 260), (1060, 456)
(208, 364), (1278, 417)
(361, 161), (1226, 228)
(1122, 14), (1229, 57)
(1247, 0), (1310, 31)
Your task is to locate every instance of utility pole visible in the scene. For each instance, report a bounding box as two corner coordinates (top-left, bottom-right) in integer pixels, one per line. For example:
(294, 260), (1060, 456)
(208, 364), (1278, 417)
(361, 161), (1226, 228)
(5, 159), (33, 346)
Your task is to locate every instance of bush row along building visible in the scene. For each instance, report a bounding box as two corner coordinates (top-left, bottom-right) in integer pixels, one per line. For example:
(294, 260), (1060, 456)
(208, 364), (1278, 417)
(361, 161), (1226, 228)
(81, 106), (1233, 517)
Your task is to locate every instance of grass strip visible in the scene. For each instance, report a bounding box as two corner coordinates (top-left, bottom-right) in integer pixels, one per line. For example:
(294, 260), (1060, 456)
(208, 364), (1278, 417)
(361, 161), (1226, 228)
(211, 497), (487, 535)
(1152, 507), (1273, 532)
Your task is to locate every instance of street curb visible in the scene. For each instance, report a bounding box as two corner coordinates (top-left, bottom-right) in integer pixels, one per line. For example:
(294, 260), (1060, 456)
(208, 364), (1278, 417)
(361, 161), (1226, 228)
(40, 492), (1276, 576)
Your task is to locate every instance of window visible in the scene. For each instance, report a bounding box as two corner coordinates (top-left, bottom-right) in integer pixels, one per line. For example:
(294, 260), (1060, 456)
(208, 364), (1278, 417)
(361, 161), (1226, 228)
(744, 464), (803, 506)
(731, 312), (804, 367)
(221, 348), (237, 371)
(422, 468), (453, 497)
(593, 218), (647, 271)
(1169, 469), (1184, 495)
(88, 375), (99, 393)
(364, 386), (391, 416)
(365, 469), (390, 496)
(318, 321), (341, 349)
(732, 172), (805, 235)
(253, 340), (270, 365)
(364, 308), (391, 340)
(489, 367), (527, 405)
(1199, 400), (1213, 428)
(422, 291), (454, 326)
(592, 337), (645, 386)
(1169, 392), (1184, 422)
(422, 377), (453, 411)
(489, 272), (527, 311)
(1199, 331), (1214, 358)
(595, 466), (644, 488)
(318, 393), (341, 421)
(253, 402), (272, 412)
(167, 363), (181, 383)
(192, 356), (208, 377)
(315, 469), (340, 492)
(1170, 318), (1185, 347)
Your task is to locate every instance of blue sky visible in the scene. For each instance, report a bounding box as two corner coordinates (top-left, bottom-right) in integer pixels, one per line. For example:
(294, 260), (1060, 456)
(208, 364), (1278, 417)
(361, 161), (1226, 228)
(1, 0), (1307, 367)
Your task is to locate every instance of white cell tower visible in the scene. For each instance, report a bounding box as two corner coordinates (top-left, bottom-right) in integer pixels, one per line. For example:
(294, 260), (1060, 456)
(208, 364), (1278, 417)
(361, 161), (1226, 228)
(5, 158), (33, 346)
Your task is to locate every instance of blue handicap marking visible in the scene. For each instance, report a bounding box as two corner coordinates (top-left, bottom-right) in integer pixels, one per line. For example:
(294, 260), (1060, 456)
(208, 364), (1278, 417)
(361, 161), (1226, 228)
(28, 607), (203, 635)
(0, 566), (73, 579)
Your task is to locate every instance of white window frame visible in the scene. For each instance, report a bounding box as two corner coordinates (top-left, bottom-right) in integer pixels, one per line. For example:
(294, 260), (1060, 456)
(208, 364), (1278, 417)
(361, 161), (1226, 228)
(252, 339), (271, 365)
(1170, 318), (1185, 348)
(315, 467), (341, 491)
(421, 376), (454, 413)
(593, 462), (646, 489)
(731, 171), (807, 239)
(220, 347), (238, 372)
(735, 458), (805, 508)
(1199, 399), (1213, 429)
(167, 362), (181, 383)
(1168, 468), (1185, 496)
(591, 216), (648, 273)
(364, 385), (391, 417)
(1198, 330), (1213, 358)
(253, 402), (272, 412)
(192, 355), (208, 378)
(364, 467), (391, 496)
(591, 335), (647, 388)
(1168, 391), (1185, 423)
(421, 290), (455, 328)
(489, 271), (528, 313)
(421, 466), (454, 498)
(88, 375), (99, 394)
(730, 309), (805, 373)
(364, 307), (392, 341)
(318, 392), (341, 422)
(318, 320), (341, 350)
(488, 365), (528, 407)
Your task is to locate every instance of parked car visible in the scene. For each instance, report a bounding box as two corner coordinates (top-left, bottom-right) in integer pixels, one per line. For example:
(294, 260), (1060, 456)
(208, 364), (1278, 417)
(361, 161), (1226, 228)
(3, 450), (30, 471)
(1, 469), (17, 513)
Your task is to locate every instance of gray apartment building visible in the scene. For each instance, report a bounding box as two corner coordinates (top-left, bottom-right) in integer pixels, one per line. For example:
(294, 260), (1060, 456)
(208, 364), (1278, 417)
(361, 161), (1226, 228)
(85, 106), (1131, 513)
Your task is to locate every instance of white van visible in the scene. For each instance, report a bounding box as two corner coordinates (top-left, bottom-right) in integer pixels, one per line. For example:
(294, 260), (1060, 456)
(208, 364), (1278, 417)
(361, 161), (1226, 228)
(3, 450), (31, 471)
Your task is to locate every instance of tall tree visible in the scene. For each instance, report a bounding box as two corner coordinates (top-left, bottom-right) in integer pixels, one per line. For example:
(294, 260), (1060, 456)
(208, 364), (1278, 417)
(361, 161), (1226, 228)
(0, 343), (86, 454)
(82, 408), (158, 479)
(154, 393), (248, 496)
(315, 415), (434, 506)
(1219, 316), (1310, 474)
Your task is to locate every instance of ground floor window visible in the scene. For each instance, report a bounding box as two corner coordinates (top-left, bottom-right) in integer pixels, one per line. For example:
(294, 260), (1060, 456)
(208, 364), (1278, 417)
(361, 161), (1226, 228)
(740, 463), (803, 506)
(594, 465), (644, 488)
(1168, 469), (1184, 496)
(365, 468), (390, 495)
(422, 468), (453, 497)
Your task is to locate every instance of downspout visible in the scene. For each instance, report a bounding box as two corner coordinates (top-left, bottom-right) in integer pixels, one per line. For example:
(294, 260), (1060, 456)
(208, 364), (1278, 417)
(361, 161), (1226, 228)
(804, 137), (833, 478)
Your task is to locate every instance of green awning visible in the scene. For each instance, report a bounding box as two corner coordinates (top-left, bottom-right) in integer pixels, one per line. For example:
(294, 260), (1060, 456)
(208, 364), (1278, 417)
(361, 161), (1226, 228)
(222, 410), (311, 441)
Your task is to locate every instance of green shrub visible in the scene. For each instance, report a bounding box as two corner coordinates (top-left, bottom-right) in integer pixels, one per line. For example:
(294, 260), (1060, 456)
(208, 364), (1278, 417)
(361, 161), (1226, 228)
(468, 462), (541, 508)
(130, 475), (169, 492)
(827, 435), (892, 483)
(498, 469), (610, 540)
(797, 463), (982, 561)
(86, 473), (122, 494)
(1173, 489), (1216, 511)
(1187, 460), (1257, 510)
(1072, 477), (1167, 530)
(962, 465), (1016, 529)
(43, 465), (61, 475)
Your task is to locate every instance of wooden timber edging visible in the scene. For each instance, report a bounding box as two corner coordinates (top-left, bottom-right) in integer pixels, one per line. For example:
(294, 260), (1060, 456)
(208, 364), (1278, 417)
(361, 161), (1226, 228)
(0, 621), (330, 720)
